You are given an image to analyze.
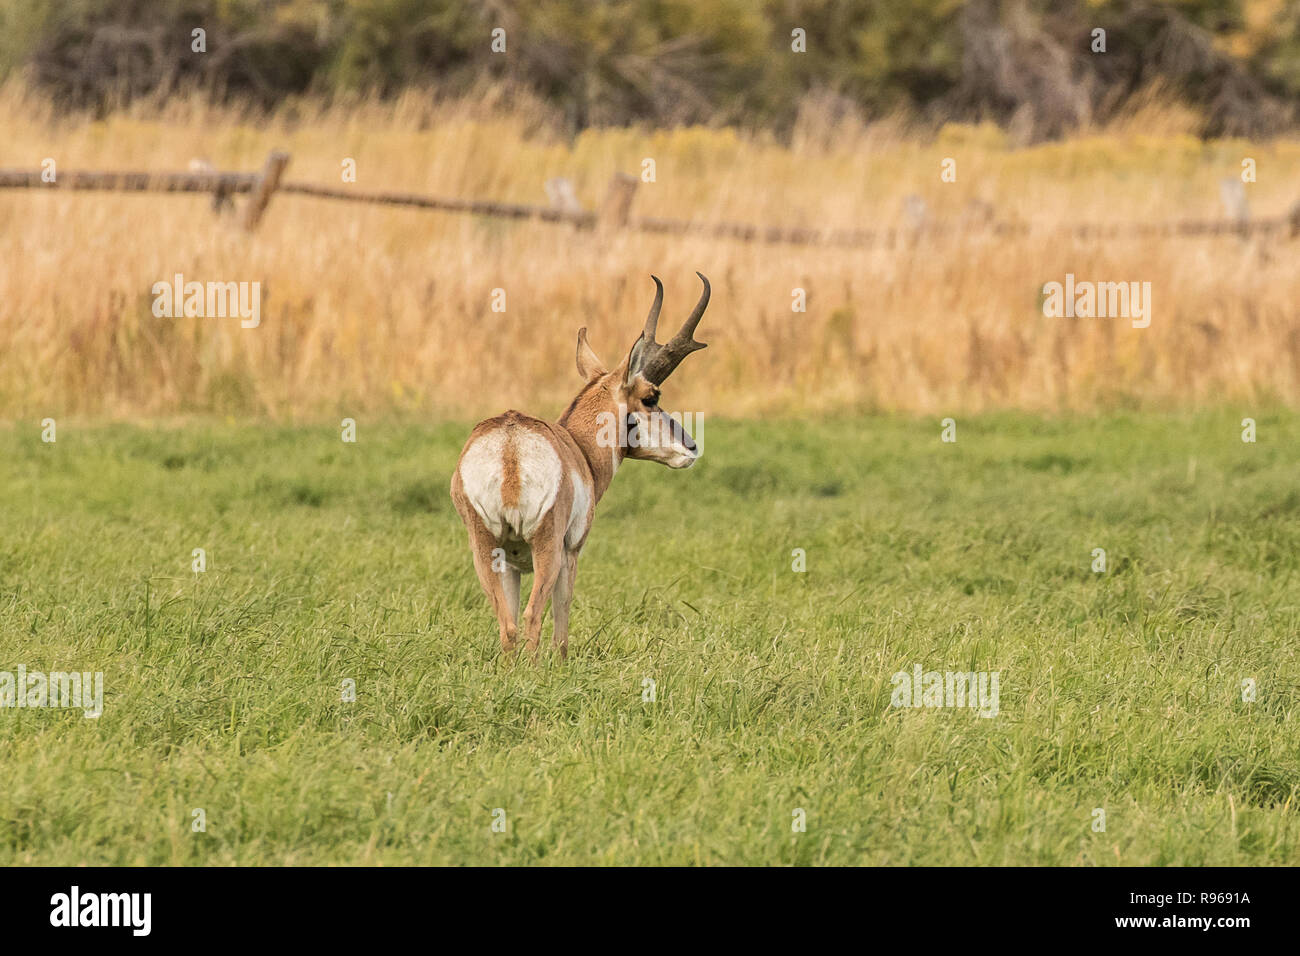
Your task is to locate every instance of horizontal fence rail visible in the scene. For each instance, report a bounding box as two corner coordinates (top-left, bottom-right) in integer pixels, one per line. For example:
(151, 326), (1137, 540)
(280, 181), (596, 224)
(0, 169), (257, 192)
(2, 150), (1297, 245)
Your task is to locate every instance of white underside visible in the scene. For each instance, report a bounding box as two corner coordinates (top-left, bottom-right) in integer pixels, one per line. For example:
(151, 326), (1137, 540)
(565, 468), (591, 551)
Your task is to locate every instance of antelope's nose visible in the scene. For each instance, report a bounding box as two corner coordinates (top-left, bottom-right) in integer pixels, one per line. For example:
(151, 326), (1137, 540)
(665, 414), (697, 453)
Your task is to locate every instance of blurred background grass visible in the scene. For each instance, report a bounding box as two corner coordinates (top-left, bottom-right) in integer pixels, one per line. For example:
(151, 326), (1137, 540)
(3, 85), (1298, 419)
(2, 0), (1298, 420)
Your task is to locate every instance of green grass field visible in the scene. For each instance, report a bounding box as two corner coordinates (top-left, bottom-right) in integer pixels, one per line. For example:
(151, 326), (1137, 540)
(1, 411), (1296, 865)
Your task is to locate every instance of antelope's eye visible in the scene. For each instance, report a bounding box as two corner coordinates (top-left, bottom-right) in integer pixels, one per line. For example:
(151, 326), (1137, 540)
(644, 394), (658, 407)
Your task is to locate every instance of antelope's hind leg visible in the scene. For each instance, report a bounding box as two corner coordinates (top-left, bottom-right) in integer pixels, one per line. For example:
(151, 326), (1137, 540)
(551, 552), (577, 660)
(503, 565), (521, 631)
(460, 510), (519, 654)
(521, 514), (565, 660)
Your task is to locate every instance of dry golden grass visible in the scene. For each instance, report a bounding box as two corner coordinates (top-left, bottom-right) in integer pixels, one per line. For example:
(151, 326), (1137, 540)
(2, 83), (1298, 420)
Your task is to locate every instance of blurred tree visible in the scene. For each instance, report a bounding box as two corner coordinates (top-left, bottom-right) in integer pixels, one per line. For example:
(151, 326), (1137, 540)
(0, 0), (1291, 135)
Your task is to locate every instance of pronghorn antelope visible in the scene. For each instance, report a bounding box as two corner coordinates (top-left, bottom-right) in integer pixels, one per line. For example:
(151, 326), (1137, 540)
(450, 273), (711, 659)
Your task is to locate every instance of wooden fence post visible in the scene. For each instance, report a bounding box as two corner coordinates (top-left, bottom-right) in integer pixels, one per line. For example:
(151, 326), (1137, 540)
(242, 151), (291, 231)
(598, 173), (638, 231)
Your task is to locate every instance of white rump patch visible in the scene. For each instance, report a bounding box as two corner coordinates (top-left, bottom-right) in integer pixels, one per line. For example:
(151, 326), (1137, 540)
(458, 428), (562, 540)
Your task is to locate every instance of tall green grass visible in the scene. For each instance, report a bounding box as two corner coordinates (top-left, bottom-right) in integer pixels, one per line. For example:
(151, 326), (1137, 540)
(0, 410), (1296, 864)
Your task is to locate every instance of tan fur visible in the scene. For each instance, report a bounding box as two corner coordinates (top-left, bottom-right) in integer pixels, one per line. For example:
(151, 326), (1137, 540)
(500, 441), (521, 508)
(451, 280), (706, 661)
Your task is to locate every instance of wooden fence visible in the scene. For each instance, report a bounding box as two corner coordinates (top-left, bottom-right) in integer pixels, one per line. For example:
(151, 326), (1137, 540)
(2, 149), (1297, 247)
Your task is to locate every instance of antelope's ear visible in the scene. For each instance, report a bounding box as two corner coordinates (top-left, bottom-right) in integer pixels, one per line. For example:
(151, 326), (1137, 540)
(622, 335), (649, 389)
(576, 328), (606, 382)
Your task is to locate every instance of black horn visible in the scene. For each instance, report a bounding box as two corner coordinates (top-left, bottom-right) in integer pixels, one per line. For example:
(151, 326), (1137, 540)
(639, 272), (710, 385)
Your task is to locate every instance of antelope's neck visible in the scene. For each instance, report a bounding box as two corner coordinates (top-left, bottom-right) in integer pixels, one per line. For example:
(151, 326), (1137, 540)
(558, 399), (619, 503)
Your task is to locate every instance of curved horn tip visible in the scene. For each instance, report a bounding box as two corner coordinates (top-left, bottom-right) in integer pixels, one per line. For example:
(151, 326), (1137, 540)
(642, 277), (665, 341)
